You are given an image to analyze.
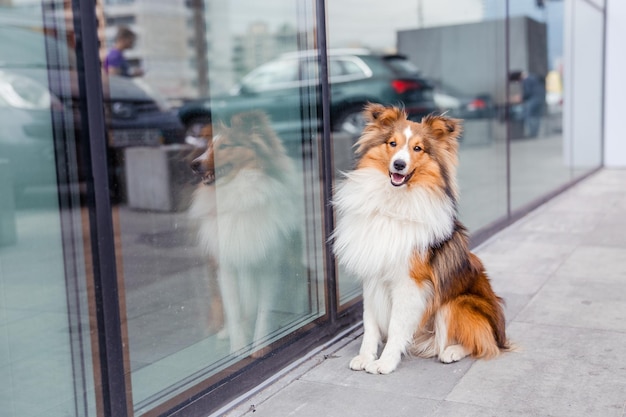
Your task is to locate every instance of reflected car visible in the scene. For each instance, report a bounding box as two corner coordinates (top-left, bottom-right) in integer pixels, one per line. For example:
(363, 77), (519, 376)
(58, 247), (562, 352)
(178, 49), (438, 143)
(0, 69), (63, 198)
(433, 82), (494, 120)
(104, 75), (184, 148)
(0, 24), (184, 201)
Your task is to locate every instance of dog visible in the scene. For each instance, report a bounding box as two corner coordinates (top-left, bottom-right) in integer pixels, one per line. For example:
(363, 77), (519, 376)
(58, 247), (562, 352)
(188, 111), (306, 355)
(332, 103), (509, 374)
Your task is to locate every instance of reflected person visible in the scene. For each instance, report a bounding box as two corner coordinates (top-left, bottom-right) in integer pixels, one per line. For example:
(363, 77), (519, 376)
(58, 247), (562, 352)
(104, 26), (144, 77)
(510, 70), (545, 138)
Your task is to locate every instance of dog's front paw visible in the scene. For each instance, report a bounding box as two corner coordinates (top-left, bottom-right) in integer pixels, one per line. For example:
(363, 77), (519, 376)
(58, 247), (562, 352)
(349, 354), (376, 371)
(364, 357), (399, 375)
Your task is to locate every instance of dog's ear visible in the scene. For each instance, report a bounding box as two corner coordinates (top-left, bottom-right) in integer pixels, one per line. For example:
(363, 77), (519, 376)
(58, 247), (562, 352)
(363, 103), (405, 128)
(230, 110), (270, 133)
(422, 114), (462, 142)
(355, 104), (406, 157)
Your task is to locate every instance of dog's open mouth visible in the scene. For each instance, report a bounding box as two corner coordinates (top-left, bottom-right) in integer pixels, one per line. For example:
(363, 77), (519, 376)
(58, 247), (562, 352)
(201, 164), (233, 185)
(389, 170), (414, 187)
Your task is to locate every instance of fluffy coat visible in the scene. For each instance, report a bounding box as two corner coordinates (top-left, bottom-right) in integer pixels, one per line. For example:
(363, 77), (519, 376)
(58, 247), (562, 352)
(332, 104), (509, 374)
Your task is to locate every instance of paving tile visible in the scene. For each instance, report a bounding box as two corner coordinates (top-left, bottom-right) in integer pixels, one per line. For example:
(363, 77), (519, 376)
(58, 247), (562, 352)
(476, 209), (590, 248)
(532, 170), (626, 214)
(488, 270), (552, 296)
(554, 245), (626, 281)
(577, 169), (626, 189)
(300, 335), (474, 401)
(485, 227), (591, 248)
(515, 210), (605, 234)
(616, 194), (626, 211)
(586, 211), (626, 247)
(544, 187), (623, 213)
(431, 401), (531, 417)
(495, 292), (532, 324)
(476, 239), (575, 276)
(446, 322), (626, 417)
(249, 379), (440, 417)
(515, 272), (626, 333)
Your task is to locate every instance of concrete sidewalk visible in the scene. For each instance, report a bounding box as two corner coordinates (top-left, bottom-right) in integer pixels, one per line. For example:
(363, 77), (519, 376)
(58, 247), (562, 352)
(221, 168), (626, 417)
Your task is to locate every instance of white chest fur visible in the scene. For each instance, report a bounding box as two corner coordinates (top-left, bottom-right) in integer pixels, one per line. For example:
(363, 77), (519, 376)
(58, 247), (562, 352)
(332, 168), (455, 280)
(189, 169), (299, 266)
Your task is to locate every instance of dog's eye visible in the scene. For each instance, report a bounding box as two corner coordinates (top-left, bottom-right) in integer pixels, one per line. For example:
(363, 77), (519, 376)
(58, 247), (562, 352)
(388, 141), (397, 147)
(413, 145), (422, 152)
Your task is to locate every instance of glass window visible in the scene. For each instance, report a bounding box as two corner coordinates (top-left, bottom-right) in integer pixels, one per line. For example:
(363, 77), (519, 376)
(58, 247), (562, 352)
(0, 2), (96, 417)
(106, 15), (136, 26)
(567, 0), (603, 179)
(329, 59), (346, 77)
(327, 0), (508, 305)
(301, 58), (321, 82)
(99, 0), (326, 414)
(339, 59), (366, 76)
(508, 0), (570, 210)
(329, 57), (370, 82)
(383, 55), (421, 75)
(240, 58), (299, 91)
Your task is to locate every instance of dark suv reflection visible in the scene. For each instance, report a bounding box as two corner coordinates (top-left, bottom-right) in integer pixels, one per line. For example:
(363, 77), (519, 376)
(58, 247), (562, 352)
(179, 49), (438, 143)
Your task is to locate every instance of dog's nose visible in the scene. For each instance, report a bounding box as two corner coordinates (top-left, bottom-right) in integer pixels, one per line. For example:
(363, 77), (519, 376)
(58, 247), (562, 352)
(190, 159), (202, 174)
(393, 160), (406, 171)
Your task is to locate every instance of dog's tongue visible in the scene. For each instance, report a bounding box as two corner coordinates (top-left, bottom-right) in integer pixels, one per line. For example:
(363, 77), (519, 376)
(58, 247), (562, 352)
(391, 173), (405, 185)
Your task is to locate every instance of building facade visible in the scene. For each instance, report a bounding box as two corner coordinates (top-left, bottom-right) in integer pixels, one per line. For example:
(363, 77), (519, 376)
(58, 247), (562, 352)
(0, 0), (617, 416)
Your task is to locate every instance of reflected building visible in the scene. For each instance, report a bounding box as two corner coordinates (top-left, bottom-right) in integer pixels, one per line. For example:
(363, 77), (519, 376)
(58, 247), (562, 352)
(101, 0), (310, 98)
(484, 0), (563, 70)
(102, 0), (233, 99)
(398, 16), (547, 99)
(232, 21), (313, 85)
(415, 0), (484, 28)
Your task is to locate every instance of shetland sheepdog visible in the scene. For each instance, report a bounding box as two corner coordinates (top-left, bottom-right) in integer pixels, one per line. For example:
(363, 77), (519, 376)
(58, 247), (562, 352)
(332, 103), (509, 374)
(188, 111), (304, 354)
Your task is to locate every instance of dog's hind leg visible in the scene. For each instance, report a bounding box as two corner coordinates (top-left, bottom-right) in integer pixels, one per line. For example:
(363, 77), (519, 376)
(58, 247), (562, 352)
(440, 295), (502, 362)
(249, 263), (282, 358)
(252, 282), (273, 342)
(440, 344), (471, 363)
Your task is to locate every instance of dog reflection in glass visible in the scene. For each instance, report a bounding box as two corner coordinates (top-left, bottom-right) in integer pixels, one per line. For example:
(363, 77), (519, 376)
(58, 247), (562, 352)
(189, 111), (306, 356)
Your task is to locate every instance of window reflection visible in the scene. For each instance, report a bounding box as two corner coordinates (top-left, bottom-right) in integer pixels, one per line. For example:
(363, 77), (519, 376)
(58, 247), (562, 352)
(100, 0), (325, 412)
(508, 1), (569, 210)
(328, 51), (437, 137)
(188, 111), (311, 355)
(568, 0), (603, 178)
(0, 3), (96, 417)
